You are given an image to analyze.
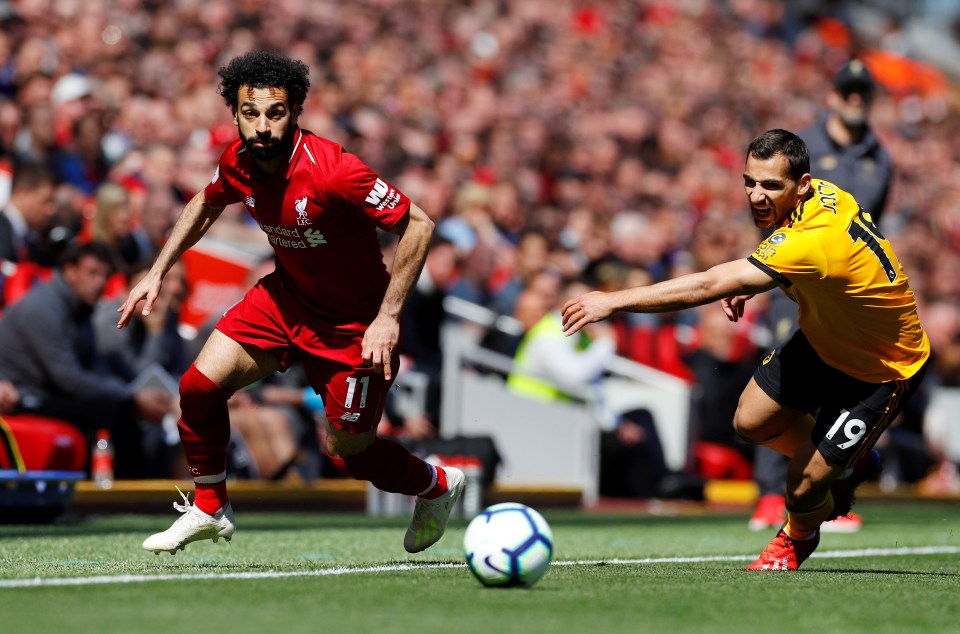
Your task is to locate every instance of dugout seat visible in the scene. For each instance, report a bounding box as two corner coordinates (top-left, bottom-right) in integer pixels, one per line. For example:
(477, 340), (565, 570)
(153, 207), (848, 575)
(0, 260), (54, 313)
(693, 441), (753, 481)
(0, 414), (87, 472)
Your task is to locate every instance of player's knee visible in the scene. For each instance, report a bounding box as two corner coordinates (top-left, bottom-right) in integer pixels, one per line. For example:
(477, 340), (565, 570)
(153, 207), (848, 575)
(732, 405), (765, 444)
(324, 425), (375, 459)
(179, 364), (232, 410)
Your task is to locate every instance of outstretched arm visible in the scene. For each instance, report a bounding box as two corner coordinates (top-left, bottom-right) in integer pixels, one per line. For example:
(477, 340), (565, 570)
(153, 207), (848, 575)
(561, 258), (779, 336)
(117, 191), (225, 328)
(362, 202), (434, 380)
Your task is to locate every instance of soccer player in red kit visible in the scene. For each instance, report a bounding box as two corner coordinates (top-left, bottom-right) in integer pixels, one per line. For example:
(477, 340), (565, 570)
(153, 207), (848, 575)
(119, 50), (464, 555)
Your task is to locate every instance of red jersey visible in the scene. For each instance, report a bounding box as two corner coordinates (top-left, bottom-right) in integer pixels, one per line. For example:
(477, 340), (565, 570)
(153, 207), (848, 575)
(203, 128), (410, 332)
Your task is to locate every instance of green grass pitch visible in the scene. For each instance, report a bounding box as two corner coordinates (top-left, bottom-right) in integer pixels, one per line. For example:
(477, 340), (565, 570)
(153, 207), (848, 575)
(1, 500), (958, 634)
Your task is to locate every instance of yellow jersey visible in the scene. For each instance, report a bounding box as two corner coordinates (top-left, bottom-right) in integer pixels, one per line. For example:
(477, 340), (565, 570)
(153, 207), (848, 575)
(748, 179), (929, 382)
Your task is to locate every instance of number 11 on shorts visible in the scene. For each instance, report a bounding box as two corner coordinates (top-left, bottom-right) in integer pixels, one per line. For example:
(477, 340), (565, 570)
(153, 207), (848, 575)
(344, 375), (369, 408)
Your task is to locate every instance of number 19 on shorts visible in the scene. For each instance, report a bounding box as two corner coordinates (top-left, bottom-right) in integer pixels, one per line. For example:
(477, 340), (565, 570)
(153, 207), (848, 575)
(825, 410), (867, 450)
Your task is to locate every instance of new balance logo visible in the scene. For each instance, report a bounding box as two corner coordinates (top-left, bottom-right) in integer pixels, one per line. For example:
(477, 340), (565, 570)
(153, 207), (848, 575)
(365, 178), (389, 205)
(340, 412), (361, 423)
(245, 196), (256, 209)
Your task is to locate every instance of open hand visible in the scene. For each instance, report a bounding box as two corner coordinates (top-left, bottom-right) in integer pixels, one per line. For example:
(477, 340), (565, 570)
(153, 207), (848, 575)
(117, 272), (164, 329)
(561, 291), (616, 337)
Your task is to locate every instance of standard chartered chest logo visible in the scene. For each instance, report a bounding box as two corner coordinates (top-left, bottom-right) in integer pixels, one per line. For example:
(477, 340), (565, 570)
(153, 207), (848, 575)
(255, 196), (329, 249)
(258, 223), (327, 248)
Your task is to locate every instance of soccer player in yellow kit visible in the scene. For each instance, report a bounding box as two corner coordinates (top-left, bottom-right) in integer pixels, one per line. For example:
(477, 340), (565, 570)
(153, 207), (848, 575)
(561, 129), (930, 571)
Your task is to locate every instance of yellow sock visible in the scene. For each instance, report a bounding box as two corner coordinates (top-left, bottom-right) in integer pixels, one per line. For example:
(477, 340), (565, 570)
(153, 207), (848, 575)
(785, 492), (834, 540)
(757, 415), (815, 458)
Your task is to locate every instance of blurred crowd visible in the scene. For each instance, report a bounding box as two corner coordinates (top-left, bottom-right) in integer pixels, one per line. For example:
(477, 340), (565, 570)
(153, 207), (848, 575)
(0, 0), (957, 491)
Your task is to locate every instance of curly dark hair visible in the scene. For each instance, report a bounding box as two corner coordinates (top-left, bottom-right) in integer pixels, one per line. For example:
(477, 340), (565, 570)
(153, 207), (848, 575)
(217, 50), (310, 115)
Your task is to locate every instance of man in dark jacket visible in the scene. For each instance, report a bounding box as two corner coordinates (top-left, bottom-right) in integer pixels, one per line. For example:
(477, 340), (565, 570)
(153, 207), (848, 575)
(0, 241), (171, 477)
(0, 162), (60, 266)
(799, 59), (893, 222)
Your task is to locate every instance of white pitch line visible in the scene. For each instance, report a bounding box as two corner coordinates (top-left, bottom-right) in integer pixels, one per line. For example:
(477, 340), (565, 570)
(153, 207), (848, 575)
(1, 546), (957, 589)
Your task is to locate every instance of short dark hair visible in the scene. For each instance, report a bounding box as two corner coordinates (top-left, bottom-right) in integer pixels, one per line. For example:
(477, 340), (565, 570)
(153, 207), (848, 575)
(11, 160), (56, 191)
(59, 240), (113, 271)
(217, 50), (310, 115)
(747, 129), (810, 181)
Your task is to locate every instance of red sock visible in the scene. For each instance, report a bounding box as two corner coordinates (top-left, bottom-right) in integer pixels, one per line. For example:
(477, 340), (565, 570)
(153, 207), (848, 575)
(328, 437), (440, 497)
(178, 364), (233, 514)
(421, 465), (448, 500)
(194, 479), (228, 515)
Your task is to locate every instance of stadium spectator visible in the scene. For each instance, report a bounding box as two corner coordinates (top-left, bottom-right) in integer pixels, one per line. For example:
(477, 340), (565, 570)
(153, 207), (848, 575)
(600, 407), (669, 500)
(253, 364), (329, 481)
(685, 305), (763, 481)
(392, 234), (464, 438)
(508, 275), (668, 498)
(131, 186), (178, 261)
(93, 261), (189, 383)
(481, 267), (564, 360)
(52, 110), (108, 197)
(509, 276), (617, 402)
(0, 241), (172, 477)
(0, 379), (19, 413)
(91, 260), (189, 477)
(490, 229), (551, 318)
(562, 130), (930, 570)
(90, 181), (146, 276)
(0, 161), (58, 265)
(119, 51), (464, 556)
(11, 103), (55, 166)
(801, 59), (894, 224)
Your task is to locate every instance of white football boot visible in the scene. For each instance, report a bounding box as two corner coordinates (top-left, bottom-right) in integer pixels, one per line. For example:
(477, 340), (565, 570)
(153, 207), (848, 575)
(142, 487), (236, 555)
(404, 466), (466, 553)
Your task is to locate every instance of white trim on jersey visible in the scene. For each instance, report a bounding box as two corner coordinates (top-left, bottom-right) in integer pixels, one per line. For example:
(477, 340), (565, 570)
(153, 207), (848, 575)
(288, 128), (302, 163)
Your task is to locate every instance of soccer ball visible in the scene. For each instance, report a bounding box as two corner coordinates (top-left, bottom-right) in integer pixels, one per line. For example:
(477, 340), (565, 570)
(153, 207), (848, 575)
(463, 502), (554, 588)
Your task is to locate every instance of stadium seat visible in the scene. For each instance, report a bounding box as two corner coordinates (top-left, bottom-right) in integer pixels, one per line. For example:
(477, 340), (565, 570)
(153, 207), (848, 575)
(1, 260), (54, 309)
(0, 414), (88, 472)
(693, 441), (753, 481)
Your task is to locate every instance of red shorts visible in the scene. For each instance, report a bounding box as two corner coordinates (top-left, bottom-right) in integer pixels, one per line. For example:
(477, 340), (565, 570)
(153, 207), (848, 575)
(215, 273), (397, 433)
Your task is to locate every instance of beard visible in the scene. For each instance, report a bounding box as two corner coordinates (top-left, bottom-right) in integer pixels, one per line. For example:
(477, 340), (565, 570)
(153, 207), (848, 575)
(839, 110), (868, 130)
(242, 130), (292, 161)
